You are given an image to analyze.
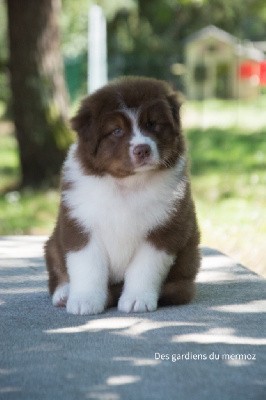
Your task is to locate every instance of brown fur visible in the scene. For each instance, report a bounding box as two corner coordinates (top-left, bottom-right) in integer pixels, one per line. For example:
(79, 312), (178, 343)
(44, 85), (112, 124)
(45, 76), (200, 310)
(45, 200), (89, 294)
(72, 77), (184, 178)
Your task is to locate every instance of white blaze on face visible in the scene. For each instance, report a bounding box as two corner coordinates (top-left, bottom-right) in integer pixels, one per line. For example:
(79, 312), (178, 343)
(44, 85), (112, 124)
(123, 108), (160, 170)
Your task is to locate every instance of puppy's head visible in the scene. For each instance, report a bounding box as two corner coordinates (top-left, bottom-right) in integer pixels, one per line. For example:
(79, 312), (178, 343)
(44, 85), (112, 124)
(71, 77), (185, 178)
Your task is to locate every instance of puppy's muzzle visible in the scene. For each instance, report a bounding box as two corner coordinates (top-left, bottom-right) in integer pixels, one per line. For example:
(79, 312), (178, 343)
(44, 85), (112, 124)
(133, 144), (151, 165)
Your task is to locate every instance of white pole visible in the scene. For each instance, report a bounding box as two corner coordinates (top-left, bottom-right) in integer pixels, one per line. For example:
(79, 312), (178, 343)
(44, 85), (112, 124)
(88, 4), (108, 94)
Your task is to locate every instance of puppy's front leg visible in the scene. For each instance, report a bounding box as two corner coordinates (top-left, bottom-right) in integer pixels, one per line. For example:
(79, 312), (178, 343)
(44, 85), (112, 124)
(66, 239), (108, 315)
(118, 243), (174, 313)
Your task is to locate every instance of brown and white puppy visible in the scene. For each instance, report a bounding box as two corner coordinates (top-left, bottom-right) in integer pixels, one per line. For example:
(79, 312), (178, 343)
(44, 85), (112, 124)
(45, 77), (200, 315)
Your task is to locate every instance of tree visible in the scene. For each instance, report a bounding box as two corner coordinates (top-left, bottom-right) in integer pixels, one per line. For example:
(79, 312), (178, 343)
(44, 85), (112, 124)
(7, 0), (72, 187)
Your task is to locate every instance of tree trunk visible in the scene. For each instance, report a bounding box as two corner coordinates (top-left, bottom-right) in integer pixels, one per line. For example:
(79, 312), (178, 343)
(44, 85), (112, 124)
(7, 0), (71, 187)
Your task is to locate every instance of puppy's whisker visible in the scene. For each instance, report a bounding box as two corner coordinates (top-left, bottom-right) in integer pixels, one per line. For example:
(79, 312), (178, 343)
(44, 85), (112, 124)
(160, 159), (173, 169)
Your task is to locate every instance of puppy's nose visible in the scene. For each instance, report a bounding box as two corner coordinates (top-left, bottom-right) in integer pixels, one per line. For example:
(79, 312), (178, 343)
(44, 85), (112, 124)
(133, 144), (151, 161)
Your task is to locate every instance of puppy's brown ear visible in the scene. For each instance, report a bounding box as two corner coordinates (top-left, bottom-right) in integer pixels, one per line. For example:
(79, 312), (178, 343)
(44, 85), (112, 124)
(166, 92), (183, 126)
(70, 101), (91, 142)
(71, 102), (100, 156)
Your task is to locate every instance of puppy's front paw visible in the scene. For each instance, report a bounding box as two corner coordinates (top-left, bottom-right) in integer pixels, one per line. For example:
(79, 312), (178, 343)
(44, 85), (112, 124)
(118, 292), (158, 313)
(52, 283), (69, 307)
(66, 293), (106, 315)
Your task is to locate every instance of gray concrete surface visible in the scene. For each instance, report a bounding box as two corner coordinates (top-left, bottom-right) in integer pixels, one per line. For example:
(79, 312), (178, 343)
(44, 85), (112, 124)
(0, 236), (265, 400)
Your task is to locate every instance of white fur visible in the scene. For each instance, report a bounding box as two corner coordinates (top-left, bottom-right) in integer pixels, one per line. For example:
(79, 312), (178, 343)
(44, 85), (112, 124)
(52, 282), (69, 307)
(118, 243), (174, 312)
(62, 143), (187, 315)
(123, 108), (160, 169)
(66, 238), (108, 315)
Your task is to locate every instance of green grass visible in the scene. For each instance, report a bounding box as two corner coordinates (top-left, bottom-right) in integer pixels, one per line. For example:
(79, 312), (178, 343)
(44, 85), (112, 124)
(186, 126), (266, 276)
(0, 128), (20, 188)
(0, 126), (59, 234)
(182, 96), (266, 131)
(0, 189), (59, 234)
(0, 99), (266, 276)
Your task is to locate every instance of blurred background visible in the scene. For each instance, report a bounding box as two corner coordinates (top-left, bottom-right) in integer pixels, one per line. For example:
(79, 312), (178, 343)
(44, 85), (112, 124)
(0, 0), (265, 276)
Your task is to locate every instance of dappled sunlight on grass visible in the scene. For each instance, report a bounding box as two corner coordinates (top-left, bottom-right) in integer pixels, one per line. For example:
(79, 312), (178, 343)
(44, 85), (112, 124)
(186, 125), (266, 276)
(0, 189), (59, 235)
(0, 127), (20, 189)
(187, 127), (266, 176)
(183, 97), (266, 131)
(0, 124), (60, 235)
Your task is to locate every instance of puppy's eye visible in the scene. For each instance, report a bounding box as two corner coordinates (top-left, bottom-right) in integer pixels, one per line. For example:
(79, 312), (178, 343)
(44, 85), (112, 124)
(112, 127), (124, 137)
(145, 121), (157, 131)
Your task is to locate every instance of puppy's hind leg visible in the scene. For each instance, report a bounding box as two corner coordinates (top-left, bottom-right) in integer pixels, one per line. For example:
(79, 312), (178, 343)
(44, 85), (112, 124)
(159, 243), (201, 306)
(44, 234), (69, 307)
(159, 280), (196, 306)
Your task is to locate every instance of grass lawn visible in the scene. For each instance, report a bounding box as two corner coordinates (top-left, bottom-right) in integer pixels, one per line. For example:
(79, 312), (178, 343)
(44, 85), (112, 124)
(187, 126), (266, 277)
(0, 123), (60, 235)
(0, 98), (266, 276)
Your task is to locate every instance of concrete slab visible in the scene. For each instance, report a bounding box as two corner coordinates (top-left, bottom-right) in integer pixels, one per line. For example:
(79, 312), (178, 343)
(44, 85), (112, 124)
(0, 236), (265, 400)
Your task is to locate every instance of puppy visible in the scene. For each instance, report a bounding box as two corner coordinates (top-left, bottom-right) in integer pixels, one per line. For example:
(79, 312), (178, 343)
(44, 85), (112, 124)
(45, 77), (200, 315)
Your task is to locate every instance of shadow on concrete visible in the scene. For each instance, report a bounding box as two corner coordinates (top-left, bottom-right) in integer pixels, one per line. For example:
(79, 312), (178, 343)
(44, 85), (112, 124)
(0, 240), (265, 400)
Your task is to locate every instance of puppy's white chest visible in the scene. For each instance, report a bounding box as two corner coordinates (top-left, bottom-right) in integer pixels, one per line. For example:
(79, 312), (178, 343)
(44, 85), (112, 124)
(95, 196), (146, 278)
(84, 180), (169, 274)
(65, 175), (175, 281)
